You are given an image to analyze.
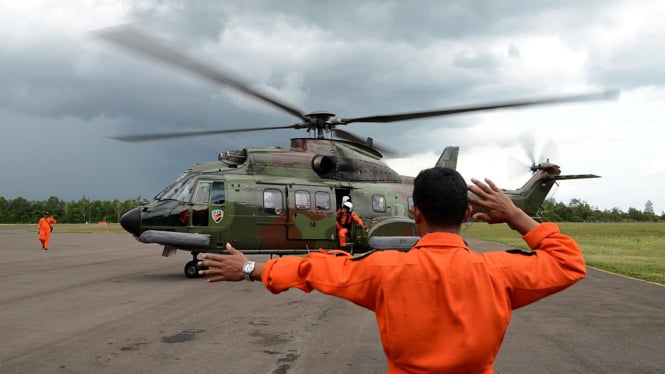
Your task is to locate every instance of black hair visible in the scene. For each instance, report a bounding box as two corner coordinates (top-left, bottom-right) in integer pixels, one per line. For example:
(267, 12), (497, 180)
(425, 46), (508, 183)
(412, 167), (468, 227)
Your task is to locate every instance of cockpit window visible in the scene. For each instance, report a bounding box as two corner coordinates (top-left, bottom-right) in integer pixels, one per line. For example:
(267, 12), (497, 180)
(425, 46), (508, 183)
(155, 174), (196, 202)
(193, 182), (212, 204)
(210, 182), (225, 204)
(154, 172), (186, 200)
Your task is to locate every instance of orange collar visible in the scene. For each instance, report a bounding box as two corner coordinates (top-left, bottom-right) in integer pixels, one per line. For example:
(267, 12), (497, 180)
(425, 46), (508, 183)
(413, 232), (468, 250)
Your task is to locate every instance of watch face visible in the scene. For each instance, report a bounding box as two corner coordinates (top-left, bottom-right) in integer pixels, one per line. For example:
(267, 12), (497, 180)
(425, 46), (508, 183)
(243, 261), (255, 279)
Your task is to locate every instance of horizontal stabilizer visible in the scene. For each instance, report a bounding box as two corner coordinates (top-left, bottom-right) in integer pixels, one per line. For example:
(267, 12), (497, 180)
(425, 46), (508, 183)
(555, 174), (601, 180)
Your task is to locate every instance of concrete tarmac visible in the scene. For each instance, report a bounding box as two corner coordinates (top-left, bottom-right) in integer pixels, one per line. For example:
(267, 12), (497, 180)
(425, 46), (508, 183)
(0, 226), (663, 373)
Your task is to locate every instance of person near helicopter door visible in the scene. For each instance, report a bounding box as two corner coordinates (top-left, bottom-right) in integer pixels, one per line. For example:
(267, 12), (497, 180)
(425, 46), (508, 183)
(336, 200), (365, 248)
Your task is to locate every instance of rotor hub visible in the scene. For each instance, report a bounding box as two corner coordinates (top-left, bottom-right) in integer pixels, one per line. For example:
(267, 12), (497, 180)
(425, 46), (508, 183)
(304, 110), (336, 120)
(304, 110), (337, 138)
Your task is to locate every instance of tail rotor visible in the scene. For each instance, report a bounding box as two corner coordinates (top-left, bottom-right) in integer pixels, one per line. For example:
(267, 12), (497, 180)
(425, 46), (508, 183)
(508, 129), (560, 180)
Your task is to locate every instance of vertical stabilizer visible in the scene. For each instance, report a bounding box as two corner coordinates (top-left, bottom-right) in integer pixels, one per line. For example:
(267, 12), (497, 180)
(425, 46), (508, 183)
(509, 164), (560, 217)
(436, 146), (459, 170)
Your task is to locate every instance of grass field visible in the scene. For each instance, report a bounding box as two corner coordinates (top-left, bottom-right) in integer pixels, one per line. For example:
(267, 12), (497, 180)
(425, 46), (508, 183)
(462, 222), (665, 285)
(4, 222), (664, 285)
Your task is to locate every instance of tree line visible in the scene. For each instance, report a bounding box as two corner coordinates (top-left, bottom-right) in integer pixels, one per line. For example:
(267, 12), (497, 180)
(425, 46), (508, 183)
(539, 198), (663, 222)
(0, 196), (662, 224)
(0, 196), (148, 224)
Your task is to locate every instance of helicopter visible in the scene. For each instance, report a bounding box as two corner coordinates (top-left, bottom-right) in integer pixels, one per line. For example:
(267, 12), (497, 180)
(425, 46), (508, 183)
(96, 25), (609, 278)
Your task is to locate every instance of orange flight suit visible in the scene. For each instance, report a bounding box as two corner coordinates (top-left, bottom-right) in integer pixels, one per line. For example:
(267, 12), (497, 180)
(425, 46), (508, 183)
(38, 216), (57, 250)
(261, 223), (586, 373)
(336, 209), (364, 247)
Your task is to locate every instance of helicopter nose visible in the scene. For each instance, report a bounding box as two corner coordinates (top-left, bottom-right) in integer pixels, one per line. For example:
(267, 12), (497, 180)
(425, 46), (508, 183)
(120, 207), (141, 236)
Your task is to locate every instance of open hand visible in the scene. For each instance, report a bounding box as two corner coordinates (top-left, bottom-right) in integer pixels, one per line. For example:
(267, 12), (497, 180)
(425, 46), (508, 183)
(198, 243), (248, 282)
(467, 177), (537, 234)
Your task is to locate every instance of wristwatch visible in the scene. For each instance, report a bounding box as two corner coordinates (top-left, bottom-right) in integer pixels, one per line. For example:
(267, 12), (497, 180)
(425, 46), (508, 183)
(242, 261), (256, 281)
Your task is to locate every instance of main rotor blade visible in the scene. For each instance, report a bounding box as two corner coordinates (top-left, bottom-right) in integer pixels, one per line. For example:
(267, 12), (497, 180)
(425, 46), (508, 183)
(333, 129), (400, 157)
(93, 24), (306, 120)
(335, 90), (619, 124)
(109, 124), (302, 142)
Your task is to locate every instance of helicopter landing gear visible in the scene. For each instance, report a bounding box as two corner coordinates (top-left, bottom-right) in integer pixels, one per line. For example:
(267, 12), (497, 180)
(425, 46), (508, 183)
(184, 251), (207, 279)
(184, 261), (199, 278)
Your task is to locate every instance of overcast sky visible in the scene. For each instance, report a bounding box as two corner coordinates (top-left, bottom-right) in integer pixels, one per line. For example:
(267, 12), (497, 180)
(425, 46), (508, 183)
(1, 1), (664, 213)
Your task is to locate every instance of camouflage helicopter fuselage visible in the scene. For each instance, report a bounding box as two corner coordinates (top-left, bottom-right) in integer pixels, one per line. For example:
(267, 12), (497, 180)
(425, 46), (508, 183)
(121, 138), (417, 258)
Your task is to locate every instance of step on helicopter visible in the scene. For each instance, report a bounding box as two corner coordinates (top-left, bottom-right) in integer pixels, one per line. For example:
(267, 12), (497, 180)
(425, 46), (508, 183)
(96, 25), (611, 278)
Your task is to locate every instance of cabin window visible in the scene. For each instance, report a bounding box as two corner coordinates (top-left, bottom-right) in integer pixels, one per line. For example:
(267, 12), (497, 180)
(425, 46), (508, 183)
(315, 191), (331, 210)
(372, 194), (386, 213)
(210, 182), (225, 204)
(193, 182), (212, 204)
(407, 196), (414, 213)
(263, 189), (283, 214)
(295, 190), (311, 209)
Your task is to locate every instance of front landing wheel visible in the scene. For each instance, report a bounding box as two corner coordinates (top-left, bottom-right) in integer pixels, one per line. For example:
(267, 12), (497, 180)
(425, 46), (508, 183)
(184, 260), (200, 278)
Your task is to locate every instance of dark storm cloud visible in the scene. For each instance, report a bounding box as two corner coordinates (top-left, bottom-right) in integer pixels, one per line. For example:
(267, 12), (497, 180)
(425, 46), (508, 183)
(77, 0), (613, 146)
(147, 0), (606, 42)
(119, 0), (599, 103)
(2, 0), (663, 209)
(0, 0), (626, 123)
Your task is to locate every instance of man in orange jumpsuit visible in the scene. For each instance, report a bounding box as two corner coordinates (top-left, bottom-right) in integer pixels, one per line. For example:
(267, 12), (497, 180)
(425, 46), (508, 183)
(198, 167), (586, 373)
(335, 201), (365, 247)
(38, 212), (57, 250)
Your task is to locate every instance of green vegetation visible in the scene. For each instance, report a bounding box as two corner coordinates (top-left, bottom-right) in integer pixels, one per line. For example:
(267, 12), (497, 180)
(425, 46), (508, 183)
(462, 222), (665, 285)
(0, 196), (148, 224)
(540, 198), (663, 222)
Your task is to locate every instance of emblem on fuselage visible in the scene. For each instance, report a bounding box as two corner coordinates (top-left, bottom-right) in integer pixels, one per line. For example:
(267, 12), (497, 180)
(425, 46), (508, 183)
(212, 209), (224, 223)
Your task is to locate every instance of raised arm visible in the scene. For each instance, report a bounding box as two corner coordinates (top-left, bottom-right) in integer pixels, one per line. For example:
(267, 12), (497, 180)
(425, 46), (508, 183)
(468, 177), (586, 308)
